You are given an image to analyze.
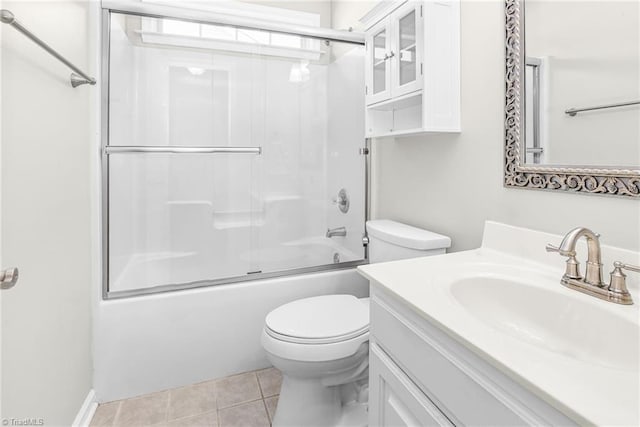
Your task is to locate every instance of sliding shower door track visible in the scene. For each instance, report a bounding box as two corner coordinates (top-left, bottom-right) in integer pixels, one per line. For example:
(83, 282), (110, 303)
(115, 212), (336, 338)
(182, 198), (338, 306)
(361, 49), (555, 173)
(105, 260), (368, 300)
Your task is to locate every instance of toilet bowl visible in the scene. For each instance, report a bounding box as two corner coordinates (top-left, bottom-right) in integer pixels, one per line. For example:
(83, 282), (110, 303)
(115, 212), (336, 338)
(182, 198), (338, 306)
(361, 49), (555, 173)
(261, 294), (370, 427)
(262, 220), (451, 426)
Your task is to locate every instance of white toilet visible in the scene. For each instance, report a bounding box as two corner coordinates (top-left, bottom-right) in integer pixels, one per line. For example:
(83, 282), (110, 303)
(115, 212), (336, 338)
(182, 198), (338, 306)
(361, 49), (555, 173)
(261, 220), (451, 427)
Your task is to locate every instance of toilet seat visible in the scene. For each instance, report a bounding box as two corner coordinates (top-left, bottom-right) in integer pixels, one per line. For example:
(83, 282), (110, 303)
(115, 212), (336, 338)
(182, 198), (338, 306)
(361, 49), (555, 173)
(265, 326), (368, 345)
(262, 295), (370, 362)
(262, 328), (369, 362)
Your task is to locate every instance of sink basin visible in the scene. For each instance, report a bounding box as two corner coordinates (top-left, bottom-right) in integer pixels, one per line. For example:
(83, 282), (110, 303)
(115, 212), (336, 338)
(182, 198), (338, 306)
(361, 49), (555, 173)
(450, 276), (639, 371)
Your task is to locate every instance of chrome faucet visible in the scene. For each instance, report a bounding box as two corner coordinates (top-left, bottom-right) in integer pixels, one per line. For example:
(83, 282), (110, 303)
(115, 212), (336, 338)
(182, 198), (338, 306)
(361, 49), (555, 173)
(326, 227), (347, 238)
(547, 227), (635, 305)
(547, 227), (603, 286)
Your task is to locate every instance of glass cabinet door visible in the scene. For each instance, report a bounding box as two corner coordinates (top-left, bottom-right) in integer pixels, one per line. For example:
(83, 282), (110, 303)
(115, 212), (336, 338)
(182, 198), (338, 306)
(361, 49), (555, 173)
(366, 21), (392, 105)
(392, 3), (423, 97)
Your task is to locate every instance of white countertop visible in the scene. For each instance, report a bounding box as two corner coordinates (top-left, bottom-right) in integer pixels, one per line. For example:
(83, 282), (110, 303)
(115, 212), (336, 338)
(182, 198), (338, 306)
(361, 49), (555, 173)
(358, 222), (640, 426)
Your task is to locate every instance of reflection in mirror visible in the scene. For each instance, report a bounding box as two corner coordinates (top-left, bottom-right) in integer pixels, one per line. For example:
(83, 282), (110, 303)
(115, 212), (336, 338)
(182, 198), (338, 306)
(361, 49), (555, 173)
(523, 1), (639, 168)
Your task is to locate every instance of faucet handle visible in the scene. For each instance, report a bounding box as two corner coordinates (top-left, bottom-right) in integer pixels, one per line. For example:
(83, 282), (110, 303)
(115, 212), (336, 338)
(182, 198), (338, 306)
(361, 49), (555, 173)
(615, 262), (640, 274)
(545, 244), (560, 253)
(607, 262), (636, 304)
(545, 244), (576, 257)
(546, 243), (581, 279)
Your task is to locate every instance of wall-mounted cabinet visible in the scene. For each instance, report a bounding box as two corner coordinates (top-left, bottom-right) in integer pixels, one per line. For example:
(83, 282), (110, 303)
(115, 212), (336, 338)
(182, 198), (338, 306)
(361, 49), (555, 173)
(361, 0), (460, 138)
(366, 2), (423, 105)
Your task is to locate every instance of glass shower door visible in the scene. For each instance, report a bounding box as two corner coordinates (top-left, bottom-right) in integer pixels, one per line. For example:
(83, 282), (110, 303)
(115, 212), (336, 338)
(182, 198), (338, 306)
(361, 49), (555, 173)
(246, 35), (366, 276)
(108, 154), (259, 293)
(104, 12), (366, 296)
(106, 13), (264, 293)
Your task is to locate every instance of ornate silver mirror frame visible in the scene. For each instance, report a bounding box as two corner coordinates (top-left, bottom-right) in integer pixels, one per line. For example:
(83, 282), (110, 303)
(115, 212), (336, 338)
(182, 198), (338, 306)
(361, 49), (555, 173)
(504, 0), (640, 197)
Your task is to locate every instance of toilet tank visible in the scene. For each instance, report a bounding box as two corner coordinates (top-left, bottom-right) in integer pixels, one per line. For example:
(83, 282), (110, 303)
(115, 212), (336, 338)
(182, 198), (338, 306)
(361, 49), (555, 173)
(366, 220), (451, 263)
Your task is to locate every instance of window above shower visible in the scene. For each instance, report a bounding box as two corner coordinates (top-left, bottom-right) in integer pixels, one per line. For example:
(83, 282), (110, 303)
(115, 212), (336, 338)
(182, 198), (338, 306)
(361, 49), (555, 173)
(102, 6), (367, 298)
(136, 17), (324, 61)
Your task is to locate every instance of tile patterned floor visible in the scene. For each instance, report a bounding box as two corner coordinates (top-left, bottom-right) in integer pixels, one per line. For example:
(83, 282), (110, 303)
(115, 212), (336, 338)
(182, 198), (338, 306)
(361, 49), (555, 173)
(90, 368), (282, 427)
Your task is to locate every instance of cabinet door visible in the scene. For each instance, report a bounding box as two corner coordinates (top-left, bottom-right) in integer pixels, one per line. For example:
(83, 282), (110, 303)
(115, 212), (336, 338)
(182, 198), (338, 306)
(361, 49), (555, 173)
(390, 2), (424, 98)
(366, 19), (392, 105)
(370, 344), (454, 427)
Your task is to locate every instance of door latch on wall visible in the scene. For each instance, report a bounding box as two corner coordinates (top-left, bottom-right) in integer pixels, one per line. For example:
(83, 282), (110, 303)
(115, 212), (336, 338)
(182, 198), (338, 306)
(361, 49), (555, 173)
(0, 267), (19, 290)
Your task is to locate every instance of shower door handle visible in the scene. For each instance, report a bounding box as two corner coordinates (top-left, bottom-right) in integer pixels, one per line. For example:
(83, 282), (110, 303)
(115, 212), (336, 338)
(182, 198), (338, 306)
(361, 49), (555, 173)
(104, 146), (262, 155)
(0, 267), (19, 290)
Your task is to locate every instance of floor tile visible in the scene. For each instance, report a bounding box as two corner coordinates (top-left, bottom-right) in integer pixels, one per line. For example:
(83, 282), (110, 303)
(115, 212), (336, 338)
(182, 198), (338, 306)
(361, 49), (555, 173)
(167, 410), (218, 427)
(215, 372), (262, 409)
(90, 401), (120, 426)
(168, 381), (217, 421)
(256, 368), (282, 398)
(115, 391), (169, 427)
(264, 396), (278, 423)
(218, 400), (269, 427)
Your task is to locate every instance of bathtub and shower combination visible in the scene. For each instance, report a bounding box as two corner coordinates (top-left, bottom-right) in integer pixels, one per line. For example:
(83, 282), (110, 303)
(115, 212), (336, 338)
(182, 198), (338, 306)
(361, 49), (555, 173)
(95, 1), (369, 401)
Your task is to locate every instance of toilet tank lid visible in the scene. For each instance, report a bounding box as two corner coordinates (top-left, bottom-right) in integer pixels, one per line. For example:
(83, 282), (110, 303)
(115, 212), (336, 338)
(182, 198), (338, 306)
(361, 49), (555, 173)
(366, 220), (451, 250)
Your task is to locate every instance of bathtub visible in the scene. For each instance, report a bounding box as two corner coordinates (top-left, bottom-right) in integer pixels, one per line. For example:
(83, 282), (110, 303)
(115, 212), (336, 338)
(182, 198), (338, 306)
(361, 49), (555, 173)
(94, 267), (368, 402)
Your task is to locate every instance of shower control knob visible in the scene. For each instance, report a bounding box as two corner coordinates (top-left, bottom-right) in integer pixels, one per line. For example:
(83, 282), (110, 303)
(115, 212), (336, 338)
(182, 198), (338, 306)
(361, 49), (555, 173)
(333, 189), (350, 214)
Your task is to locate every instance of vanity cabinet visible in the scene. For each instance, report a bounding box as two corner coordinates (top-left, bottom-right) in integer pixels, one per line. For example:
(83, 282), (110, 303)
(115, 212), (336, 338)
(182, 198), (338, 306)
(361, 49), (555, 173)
(362, 0), (460, 138)
(370, 344), (453, 426)
(368, 285), (577, 426)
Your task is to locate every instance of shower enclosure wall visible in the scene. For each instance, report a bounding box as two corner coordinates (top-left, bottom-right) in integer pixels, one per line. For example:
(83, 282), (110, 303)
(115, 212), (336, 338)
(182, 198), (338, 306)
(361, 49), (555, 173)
(102, 6), (367, 297)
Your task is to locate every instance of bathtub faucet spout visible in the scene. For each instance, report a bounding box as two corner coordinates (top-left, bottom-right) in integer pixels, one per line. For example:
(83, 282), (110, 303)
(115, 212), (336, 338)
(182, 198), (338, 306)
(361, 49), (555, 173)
(326, 227), (347, 238)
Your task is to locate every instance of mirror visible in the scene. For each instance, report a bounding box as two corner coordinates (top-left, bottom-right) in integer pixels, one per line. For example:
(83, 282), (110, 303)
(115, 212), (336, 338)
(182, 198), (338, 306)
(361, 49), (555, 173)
(504, 0), (640, 197)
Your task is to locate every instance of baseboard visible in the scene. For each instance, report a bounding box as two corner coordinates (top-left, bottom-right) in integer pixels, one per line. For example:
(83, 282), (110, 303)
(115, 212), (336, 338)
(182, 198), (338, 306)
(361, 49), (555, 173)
(72, 389), (98, 427)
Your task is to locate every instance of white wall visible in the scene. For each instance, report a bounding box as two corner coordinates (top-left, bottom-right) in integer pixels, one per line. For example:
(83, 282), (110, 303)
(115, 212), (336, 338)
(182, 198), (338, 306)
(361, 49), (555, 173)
(242, 0), (332, 27)
(331, 0), (376, 31)
(371, 0), (640, 253)
(242, 0), (373, 31)
(0, 0), (94, 424)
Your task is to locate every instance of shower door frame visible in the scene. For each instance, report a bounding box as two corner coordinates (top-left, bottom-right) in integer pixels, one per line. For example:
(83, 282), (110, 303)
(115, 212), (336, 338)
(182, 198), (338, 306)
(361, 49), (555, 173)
(100, 4), (370, 300)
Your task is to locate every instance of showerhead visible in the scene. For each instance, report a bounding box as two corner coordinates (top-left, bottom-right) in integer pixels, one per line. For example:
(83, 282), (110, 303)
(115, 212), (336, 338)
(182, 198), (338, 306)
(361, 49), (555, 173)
(0, 10), (15, 25)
